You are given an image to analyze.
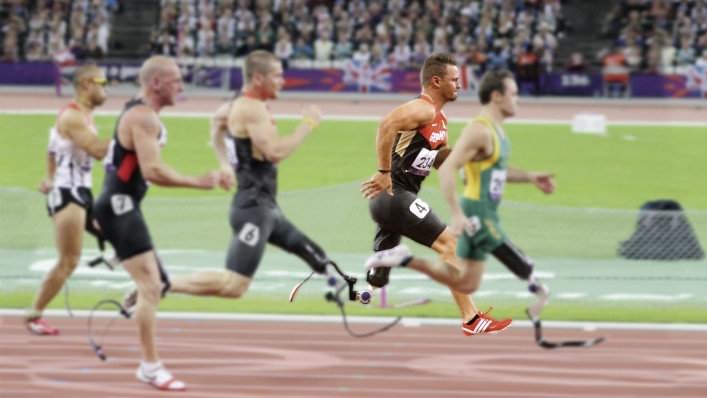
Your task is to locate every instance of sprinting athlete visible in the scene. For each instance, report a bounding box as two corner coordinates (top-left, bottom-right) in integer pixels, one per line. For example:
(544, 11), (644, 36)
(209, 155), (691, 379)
(27, 64), (110, 336)
(361, 54), (511, 336)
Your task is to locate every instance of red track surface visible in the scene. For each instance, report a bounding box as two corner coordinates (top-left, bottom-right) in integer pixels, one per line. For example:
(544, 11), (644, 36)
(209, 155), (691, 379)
(2, 315), (706, 398)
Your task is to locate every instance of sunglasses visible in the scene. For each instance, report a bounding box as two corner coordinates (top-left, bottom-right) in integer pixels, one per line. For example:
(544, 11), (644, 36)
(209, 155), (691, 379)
(92, 77), (108, 86)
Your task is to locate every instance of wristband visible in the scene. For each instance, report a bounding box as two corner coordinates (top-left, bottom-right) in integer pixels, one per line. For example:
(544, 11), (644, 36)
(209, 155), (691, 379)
(302, 116), (318, 129)
(378, 169), (392, 173)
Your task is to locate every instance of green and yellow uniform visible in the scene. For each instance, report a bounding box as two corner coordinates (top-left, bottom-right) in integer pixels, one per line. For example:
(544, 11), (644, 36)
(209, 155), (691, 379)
(457, 115), (510, 261)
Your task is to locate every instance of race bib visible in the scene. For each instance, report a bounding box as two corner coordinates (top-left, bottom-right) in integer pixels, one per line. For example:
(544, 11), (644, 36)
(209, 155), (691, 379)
(489, 170), (507, 201)
(239, 222), (260, 247)
(410, 148), (438, 176)
(111, 194), (134, 216)
(409, 198), (430, 219)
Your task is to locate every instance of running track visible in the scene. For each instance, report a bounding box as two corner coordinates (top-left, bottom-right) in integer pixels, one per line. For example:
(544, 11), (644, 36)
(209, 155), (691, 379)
(1, 314), (706, 397)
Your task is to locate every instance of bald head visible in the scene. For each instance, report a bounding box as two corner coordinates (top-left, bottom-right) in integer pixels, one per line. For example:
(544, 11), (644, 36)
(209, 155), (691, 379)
(139, 56), (179, 87)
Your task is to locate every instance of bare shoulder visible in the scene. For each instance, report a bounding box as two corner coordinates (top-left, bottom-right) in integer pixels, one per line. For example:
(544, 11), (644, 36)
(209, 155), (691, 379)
(385, 98), (435, 129)
(121, 104), (160, 136)
(57, 107), (88, 130)
(213, 101), (231, 120)
(229, 97), (268, 124)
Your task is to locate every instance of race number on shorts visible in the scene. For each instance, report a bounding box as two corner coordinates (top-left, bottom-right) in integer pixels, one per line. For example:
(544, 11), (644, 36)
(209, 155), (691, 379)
(239, 223), (260, 247)
(409, 198), (430, 219)
(111, 194), (134, 215)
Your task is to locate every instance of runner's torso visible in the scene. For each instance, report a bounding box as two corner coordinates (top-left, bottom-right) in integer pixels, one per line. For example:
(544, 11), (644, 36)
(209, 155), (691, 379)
(101, 98), (168, 203)
(49, 102), (97, 188)
(390, 95), (448, 194)
(462, 115), (510, 211)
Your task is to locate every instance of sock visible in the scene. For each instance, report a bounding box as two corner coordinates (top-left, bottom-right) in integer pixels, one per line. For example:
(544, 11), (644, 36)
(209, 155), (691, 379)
(140, 361), (163, 374)
(26, 310), (42, 321)
(466, 314), (480, 325)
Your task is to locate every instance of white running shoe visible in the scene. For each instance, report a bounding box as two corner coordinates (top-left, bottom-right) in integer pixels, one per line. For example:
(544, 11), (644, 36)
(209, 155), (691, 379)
(136, 364), (187, 391)
(364, 244), (413, 270)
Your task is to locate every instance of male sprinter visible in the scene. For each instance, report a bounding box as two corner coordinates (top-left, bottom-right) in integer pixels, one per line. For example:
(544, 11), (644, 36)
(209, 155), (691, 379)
(439, 69), (553, 319)
(368, 70), (553, 328)
(27, 64), (110, 335)
(361, 54), (511, 335)
(93, 56), (219, 391)
(160, 50), (333, 303)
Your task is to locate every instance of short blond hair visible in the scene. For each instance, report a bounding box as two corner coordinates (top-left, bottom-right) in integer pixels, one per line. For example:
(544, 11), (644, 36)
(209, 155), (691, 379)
(243, 50), (278, 84)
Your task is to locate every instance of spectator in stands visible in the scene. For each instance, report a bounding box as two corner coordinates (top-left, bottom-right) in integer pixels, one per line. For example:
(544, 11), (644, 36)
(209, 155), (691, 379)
(291, 35), (314, 60)
(314, 30), (334, 61)
(675, 38), (697, 66)
(516, 44), (542, 95)
(697, 49), (707, 67)
(352, 42), (371, 63)
(565, 51), (588, 73)
(274, 29), (293, 67)
(601, 44), (630, 97)
(332, 34), (354, 60)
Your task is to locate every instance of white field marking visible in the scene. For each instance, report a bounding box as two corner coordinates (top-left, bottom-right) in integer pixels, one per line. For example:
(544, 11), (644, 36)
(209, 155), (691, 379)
(2, 109), (706, 127)
(601, 293), (694, 302)
(1, 309), (706, 332)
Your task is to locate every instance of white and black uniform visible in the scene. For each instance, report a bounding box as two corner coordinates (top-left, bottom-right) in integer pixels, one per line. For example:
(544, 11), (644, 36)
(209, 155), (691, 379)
(93, 99), (167, 261)
(225, 103), (329, 277)
(45, 102), (100, 235)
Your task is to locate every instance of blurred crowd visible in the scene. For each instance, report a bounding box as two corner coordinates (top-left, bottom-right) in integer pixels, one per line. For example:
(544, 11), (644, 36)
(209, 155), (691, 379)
(600, 0), (707, 73)
(151, 0), (567, 74)
(0, 0), (119, 63)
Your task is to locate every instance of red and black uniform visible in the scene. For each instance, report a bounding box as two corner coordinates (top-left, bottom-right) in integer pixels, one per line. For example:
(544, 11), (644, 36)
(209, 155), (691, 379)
(367, 95), (450, 286)
(93, 99), (166, 260)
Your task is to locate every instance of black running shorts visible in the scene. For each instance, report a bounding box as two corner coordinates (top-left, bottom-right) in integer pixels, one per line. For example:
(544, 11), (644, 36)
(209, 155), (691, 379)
(226, 202), (325, 277)
(368, 189), (446, 251)
(93, 193), (154, 261)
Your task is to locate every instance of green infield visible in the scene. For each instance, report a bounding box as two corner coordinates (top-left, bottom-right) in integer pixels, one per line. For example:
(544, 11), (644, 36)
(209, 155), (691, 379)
(1, 113), (706, 323)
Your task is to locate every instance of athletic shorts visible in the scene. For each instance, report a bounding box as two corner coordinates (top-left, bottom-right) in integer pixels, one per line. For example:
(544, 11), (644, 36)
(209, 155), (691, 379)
(92, 193), (153, 261)
(456, 198), (506, 261)
(46, 186), (92, 216)
(45, 186), (103, 237)
(368, 189), (446, 251)
(226, 202), (320, 277)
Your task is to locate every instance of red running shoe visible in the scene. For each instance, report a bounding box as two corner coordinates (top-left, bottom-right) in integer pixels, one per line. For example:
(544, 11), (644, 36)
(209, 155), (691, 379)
(462, 307), (512, 336)
(26, 317), (60, 336)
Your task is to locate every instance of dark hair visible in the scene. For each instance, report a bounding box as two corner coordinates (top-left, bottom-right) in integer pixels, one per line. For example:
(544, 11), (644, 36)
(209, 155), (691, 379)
(478, 69), (514, 104)
(420, 53), (457, 87)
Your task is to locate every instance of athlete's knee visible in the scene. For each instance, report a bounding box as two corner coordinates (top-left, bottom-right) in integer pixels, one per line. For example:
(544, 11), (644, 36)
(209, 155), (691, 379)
(219, 272), (249, 298)
(452, 262), (483, 294)
(55, 254), (81, 277)
(453, 276), (481, 295)
(135, 280), (162, 305)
